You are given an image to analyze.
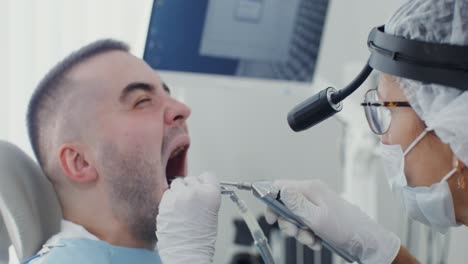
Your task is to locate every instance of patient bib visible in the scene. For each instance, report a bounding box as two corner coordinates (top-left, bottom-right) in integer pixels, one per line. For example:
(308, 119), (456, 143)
(23, 238), (162, 264)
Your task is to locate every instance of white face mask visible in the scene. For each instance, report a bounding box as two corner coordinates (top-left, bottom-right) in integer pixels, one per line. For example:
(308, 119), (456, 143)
(378, 128), (459, 233)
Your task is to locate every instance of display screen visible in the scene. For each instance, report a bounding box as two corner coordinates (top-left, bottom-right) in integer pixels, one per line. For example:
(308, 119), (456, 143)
(144, 0), (329, 82)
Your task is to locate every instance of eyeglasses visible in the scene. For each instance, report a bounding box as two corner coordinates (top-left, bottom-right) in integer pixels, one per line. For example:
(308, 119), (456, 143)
(360, 88), (411, 135)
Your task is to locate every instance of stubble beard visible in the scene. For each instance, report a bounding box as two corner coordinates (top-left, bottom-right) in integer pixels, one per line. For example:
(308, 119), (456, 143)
(101, 143), (162, 245)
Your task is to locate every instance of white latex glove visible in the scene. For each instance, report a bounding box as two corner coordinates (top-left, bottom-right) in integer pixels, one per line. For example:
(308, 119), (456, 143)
(265, 180), (400, 264)
(156, 173), (221, 264)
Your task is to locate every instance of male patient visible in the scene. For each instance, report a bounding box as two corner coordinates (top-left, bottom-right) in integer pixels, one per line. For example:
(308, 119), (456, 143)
(25, 39), (221, 264)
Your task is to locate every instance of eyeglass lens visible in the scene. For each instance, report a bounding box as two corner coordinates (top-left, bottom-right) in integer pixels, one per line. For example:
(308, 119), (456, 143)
(363, 89), (391, 135)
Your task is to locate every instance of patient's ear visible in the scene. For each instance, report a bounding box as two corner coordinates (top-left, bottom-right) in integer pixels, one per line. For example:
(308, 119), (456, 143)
(58, 143), (98, 183)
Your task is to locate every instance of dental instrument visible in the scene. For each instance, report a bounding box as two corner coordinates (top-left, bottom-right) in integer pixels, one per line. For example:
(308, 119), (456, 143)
(221, 181), (357, 263)
(221, 186), (275, 264)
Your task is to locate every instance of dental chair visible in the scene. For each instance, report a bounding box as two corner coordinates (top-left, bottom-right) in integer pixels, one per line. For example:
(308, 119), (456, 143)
(0, 141), (61, 264)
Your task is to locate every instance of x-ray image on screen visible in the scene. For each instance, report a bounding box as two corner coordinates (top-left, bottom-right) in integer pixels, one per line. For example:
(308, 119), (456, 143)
(144, 0), (329, 82)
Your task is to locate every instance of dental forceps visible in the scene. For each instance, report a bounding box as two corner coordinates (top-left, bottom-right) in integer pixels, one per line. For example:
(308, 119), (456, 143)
(220, 181), (357, 263)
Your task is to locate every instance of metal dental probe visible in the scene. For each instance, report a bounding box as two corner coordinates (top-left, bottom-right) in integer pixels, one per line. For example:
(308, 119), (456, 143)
(220, 181), (358, 263)
(219, 181), (252, 190)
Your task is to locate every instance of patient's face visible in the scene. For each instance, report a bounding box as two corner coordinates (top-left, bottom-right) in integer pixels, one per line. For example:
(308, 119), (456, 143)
(72, 51), (191, 243)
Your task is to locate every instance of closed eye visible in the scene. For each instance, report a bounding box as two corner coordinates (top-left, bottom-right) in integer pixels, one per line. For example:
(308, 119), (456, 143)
(134, 98), (152, 108)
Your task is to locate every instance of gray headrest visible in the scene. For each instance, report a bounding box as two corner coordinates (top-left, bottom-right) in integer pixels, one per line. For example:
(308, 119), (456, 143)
(0, 141), (61, 261)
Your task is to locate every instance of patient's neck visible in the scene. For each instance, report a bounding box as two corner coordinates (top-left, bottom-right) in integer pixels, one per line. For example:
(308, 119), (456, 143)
(62, 205), (155, 250)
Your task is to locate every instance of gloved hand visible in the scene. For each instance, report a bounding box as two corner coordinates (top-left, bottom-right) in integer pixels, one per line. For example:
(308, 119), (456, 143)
(265, 180), (401, 264)
(156, 173), (221, 264)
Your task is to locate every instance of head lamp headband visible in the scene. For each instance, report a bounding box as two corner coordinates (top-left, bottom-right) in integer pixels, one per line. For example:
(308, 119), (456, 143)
(288, 25), (468, 132)
(368, 25), (468, 91)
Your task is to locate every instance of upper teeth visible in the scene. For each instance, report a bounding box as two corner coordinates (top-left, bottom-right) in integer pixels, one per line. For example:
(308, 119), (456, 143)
(170, 146), (185, 159)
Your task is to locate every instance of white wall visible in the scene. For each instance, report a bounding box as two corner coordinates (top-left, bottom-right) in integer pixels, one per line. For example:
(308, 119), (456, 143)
(0, 0), (10, 141)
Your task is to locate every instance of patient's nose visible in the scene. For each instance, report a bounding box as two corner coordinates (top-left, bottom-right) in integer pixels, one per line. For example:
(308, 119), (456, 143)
(165, 98), (191, 126)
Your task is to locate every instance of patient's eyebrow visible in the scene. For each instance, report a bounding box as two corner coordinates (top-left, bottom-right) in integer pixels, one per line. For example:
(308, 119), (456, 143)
(162, 82), (171, 94)
(119, 82), (155, 103)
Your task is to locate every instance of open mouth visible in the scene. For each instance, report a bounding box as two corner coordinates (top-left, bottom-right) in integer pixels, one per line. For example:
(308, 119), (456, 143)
(166, 144), (189, 186)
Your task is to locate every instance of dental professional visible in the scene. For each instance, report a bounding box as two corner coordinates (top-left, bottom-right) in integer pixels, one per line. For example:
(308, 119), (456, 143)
(264, 0), (468, 263)
(156, 0), (468, 263)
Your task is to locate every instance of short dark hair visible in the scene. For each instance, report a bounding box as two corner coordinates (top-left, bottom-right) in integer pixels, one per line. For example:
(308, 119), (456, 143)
(27, 39), (129, 174)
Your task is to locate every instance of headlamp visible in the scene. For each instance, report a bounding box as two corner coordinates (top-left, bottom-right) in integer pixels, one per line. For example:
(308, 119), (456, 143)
(288, 25), (468, 132)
